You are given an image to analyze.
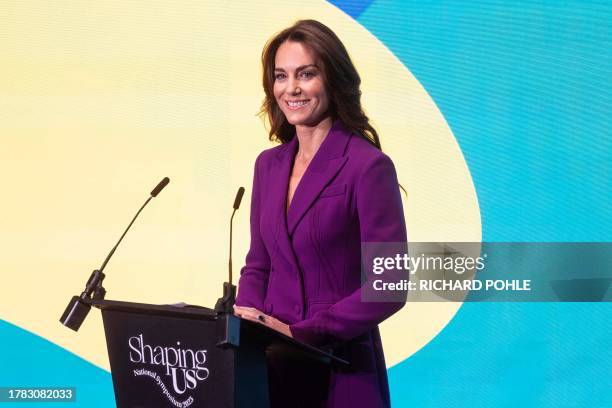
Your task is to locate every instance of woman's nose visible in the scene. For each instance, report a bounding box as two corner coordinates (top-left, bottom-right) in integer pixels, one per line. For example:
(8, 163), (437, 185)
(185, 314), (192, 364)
(287, 78), (301, 95)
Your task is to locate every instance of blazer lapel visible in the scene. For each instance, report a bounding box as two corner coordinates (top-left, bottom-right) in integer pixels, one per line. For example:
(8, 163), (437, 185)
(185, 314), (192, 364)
(286, 119), (351, 237)
(271, 136), (299, 265)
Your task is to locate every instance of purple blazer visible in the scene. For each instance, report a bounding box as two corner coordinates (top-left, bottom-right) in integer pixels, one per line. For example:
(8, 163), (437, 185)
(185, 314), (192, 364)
(236, 119), (407, 407)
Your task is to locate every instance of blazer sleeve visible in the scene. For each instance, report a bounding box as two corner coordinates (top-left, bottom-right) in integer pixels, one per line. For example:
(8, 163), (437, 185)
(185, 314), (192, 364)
(235, 153), (271, 311)
(289, 153), (408, 346)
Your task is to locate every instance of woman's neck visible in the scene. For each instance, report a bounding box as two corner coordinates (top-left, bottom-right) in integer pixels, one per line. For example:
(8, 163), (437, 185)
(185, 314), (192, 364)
(294, 116), (334, 161)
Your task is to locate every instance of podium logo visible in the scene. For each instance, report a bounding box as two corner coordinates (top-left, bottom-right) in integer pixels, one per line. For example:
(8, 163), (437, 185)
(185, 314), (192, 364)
(128, 334), (210, 402)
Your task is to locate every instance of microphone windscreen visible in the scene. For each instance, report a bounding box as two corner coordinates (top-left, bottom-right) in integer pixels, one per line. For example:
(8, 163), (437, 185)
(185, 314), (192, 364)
(150, 177), (170, 197)
(233, 187), (245, 210)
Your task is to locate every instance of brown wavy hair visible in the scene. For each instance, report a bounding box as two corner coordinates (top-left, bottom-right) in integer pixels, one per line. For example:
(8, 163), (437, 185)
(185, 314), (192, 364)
(259, 19), (382, 150)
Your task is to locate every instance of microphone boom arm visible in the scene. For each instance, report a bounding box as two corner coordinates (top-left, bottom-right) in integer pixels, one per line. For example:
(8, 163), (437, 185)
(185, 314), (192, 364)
(59, 177), (170, 331)
(214, 187), (244, 314)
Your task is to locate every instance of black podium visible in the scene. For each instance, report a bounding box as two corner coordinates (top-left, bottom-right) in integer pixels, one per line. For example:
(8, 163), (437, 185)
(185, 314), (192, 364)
(89, 299), (347, 408)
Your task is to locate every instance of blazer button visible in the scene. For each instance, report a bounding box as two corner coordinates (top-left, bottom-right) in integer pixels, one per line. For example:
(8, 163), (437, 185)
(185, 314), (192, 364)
(293, 304), (301, 314)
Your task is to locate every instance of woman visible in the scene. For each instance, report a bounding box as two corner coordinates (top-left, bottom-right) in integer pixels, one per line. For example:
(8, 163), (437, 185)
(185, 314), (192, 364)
(234, 20), (407, 407)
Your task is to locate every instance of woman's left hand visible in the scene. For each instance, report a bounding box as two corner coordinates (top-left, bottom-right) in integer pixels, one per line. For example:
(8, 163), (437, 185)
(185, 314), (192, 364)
(233, 305), (293, 338)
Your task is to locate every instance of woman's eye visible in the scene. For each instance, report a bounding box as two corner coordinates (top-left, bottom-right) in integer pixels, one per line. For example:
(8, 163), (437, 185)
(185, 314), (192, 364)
(275, 73), (286, 80)
(301, 71), (315, 78)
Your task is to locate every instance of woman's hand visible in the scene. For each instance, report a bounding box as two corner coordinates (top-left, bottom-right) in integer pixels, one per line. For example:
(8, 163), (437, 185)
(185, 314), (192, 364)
(233, 305), (293, 338)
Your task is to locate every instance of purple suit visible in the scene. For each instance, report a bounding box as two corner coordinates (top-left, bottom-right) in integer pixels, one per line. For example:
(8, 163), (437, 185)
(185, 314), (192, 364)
(236, 119), (407, 407)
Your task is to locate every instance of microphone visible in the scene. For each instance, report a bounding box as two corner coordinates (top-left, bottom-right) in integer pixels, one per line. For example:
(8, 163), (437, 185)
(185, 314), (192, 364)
(215, 187), (245, 314)
(233, 187), (245, 210)
(60, 177), (171, 331)
(229, 187), (245, 284)
(151, 177), (170, 197)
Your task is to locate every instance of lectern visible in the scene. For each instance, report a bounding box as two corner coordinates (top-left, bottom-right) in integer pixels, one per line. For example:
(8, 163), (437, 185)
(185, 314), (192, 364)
(57, 182), (347, 406)
(88, 299), (347, 408)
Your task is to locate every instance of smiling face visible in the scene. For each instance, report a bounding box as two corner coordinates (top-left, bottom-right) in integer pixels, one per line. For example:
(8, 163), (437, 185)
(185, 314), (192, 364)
(273, 41), (331, 127)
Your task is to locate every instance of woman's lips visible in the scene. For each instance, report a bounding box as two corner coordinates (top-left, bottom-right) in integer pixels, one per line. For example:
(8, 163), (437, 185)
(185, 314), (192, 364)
(286, 99), (310, 110)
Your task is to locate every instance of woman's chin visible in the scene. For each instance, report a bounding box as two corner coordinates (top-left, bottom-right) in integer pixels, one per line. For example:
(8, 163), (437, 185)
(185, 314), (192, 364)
(284, 114), (331, 128)
(283, 113), (308, 126)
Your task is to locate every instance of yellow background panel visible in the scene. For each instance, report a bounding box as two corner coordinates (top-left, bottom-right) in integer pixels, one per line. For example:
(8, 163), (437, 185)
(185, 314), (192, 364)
(0, 0), (480, 369)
